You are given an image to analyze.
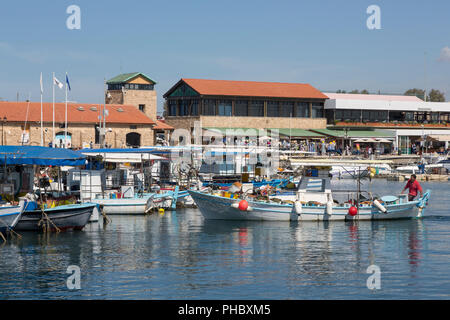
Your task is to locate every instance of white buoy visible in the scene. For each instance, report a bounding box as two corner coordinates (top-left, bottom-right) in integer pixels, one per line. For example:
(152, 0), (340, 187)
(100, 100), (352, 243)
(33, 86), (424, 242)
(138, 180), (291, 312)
(295, 200), (302, 215)
(231, 202), (239, 209)
(373, 199), (387, 213)
(326, 201), (333, 215)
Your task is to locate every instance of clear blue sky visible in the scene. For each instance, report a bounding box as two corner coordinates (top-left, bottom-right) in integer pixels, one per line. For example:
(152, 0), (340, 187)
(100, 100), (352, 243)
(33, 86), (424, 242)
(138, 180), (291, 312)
(1, 0), (449, 113)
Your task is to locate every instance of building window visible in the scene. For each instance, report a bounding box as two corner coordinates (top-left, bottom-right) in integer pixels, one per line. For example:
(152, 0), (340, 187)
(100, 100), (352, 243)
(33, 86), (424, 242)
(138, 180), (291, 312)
(280, 102), (294, 117)
(130, 125), (137, 129)
(139, 104), (145, 112)
(235, 100), (248, 116)
(311, 103), (324, 118)
(179, 100), (189, 116)
(267, 101), (279, 117)
(218, 100), (232, 116)
(122, 83), (153, 90)
(203, 99), (216, 116)
(107, 84), (122, 90)
(191, 100), (199, 116)
(362, 110), (388, 122)
(295, 102), (309, 118)
(168, 100), (177, 116)
(248, 100), (264, 117)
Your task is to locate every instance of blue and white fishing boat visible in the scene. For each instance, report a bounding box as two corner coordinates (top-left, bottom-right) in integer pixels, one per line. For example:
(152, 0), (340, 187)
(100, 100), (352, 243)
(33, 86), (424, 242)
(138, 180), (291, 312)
(15, 202), (97, 232)
(189, 161), (431, 221)
(0, 146), (99, 229)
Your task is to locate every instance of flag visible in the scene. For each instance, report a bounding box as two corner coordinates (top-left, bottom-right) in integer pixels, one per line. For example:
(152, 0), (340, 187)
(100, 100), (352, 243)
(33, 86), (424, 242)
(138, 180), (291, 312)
(40, 72), (43, 94)
(53, 76), (63, 89)
(66, 74), (71, 91)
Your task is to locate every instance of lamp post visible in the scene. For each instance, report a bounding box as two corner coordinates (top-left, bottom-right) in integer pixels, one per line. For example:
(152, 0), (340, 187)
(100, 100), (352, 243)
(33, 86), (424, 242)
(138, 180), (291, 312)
(1, 116), (7, 146)
(421, 124), (425, 157)
(344, 127), (349, 156)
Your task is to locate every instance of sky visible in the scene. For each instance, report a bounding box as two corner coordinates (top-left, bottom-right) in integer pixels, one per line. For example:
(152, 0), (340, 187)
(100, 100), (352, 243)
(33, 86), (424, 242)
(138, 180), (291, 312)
(0, 0), (449, 114)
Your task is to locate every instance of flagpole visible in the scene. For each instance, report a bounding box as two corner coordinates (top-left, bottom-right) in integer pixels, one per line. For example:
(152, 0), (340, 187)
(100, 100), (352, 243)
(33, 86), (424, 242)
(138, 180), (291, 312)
(40, 72), (43, 147)
(52, 72), (55, 147)
(65, 72), (68, 148)
(103, 78), (106, 148)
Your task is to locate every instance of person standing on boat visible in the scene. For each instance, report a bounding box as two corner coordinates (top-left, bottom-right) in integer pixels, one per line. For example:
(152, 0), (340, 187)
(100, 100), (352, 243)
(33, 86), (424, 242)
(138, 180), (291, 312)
(401, 174), (423, 201)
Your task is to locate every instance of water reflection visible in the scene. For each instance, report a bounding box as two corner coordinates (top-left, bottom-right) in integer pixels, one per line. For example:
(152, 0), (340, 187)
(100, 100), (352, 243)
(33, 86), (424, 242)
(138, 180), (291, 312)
(0, 197), (447, 299)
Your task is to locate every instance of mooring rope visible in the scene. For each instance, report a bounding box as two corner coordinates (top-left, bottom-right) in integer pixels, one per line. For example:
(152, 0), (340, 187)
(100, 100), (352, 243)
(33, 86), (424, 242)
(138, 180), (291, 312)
(101, 206), (111, 224)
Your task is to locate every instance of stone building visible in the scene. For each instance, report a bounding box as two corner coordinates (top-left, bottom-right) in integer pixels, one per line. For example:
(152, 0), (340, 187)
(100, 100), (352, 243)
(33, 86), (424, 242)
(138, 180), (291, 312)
(163, 78), (329, 141)
(0, 101), (156, 148)
(105, 72), (158, 121)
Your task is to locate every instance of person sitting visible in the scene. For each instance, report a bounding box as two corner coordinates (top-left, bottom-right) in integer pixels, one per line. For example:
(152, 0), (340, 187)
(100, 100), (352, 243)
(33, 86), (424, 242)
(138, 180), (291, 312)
(401, 174), (423, 201)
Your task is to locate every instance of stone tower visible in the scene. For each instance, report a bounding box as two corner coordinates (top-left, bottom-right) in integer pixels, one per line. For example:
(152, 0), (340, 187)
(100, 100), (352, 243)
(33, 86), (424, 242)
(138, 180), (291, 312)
(105, 72), (157, 121)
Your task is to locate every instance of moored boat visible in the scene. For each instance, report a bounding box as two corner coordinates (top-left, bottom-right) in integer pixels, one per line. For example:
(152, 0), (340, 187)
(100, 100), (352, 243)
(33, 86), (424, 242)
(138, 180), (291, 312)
(15, 202), (97, 231)
(0, 200), (27, 235)
(189, 161), (431, 221)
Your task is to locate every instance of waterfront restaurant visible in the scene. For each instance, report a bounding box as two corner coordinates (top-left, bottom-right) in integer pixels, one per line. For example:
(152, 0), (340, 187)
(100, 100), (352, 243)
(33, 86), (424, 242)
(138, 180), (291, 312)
(324, 93), (450, 154)
(163, 79), (329, 143)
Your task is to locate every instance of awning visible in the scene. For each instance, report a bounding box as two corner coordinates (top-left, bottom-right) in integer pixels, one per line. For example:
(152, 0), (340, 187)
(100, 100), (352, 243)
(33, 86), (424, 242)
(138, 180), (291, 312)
(352, 138), (393, 143)
(80, 152), (166, 163)
(427, 134), (450, 142)
(203, 127), (269, 136)
(0, 146), (87, 166)
(269, 128), (324, 138)
(312, 128), (395, 139)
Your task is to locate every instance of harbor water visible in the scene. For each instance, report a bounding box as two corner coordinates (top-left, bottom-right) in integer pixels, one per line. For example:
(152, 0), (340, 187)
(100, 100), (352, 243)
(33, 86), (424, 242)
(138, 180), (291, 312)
(0, 179), (449, 299)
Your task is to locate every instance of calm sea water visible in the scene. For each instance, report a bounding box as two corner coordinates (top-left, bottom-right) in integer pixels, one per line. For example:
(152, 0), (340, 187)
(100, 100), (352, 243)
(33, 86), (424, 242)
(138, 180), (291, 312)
(0, 179), (449, 300)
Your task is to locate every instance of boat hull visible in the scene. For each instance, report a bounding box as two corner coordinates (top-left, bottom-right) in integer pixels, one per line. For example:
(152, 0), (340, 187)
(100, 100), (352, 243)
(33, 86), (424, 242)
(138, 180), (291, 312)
(90, 197), (152, 215)
(15, 204), (96, 231)
(189, 190), (295, 221)
(0, 205), (24, 234)
(189, 190), (429, 222)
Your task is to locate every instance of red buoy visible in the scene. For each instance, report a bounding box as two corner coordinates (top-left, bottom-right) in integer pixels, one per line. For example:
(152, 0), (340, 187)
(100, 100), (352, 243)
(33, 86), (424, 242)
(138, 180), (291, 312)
(238, 200), (249, 211)
(348, 206), (358, 216)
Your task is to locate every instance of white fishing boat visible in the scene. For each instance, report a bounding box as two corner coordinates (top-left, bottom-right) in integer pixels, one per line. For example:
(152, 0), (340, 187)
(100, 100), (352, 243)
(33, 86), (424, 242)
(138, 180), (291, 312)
(330, 164), (392, 179)
(189, 160), (430, 221)
(0, 199), (27, 235)
(90, 195), (154, 215)
(90, 186), (180, 215)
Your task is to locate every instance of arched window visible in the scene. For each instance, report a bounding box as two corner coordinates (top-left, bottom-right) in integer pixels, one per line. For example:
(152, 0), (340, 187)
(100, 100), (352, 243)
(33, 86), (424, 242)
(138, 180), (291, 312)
(126, 132), (141, 148)
(54, 131), (72, 148)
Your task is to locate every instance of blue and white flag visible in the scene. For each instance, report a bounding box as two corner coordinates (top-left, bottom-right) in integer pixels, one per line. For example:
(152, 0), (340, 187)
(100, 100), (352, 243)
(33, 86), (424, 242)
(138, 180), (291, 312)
(53, 76), (63, 89)
(66, 74), (71, 91)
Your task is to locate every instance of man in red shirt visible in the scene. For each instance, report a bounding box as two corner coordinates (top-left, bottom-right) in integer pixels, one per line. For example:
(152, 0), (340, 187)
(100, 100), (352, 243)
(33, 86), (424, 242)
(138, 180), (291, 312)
(401, 174), (423, 201)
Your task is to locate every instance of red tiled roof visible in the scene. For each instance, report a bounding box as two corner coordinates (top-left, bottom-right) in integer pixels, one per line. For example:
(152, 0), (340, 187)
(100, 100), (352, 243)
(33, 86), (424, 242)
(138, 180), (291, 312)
(153, 120), (174, 130)
(180, 79), (328, 99)
(0, 101), (155, 125)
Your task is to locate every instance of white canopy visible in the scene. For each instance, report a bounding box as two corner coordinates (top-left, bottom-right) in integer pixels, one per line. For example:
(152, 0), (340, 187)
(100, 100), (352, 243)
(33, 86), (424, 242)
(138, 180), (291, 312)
(81, 152), (166, 163)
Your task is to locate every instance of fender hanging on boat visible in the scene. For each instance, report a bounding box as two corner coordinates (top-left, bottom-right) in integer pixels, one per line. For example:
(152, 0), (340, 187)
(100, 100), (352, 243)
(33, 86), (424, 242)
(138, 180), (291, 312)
(373, 199), (387, 214)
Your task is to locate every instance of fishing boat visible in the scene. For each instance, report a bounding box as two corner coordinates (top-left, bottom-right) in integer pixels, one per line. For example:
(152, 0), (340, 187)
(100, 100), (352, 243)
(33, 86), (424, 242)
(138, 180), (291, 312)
(0, 200), (27, 235)
(0, 146), (101, 230)
(15, 202), (97, 231)
(189, 160), (431, 221)
(91, 186), (180, 215)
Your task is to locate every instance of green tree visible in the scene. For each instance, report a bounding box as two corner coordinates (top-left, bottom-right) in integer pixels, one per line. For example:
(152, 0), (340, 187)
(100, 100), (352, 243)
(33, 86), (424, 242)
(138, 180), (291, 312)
(404, 88), (425, 100)
(336, 90), (346, 93)
(361, 89), (369, 94)
(428, 89), (445, 102)
(350, 90), (359, 94)
(404, 88), (446, 102)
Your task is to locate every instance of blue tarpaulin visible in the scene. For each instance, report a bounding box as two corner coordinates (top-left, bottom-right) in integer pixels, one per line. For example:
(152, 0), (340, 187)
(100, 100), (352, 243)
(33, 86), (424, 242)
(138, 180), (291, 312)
(0, 146), (87, 166)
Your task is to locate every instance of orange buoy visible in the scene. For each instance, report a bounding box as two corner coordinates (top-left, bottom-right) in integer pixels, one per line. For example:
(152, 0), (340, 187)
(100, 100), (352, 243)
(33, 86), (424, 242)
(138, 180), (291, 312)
(238, 200), (249, 211)
(348, 206), (358, 216)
